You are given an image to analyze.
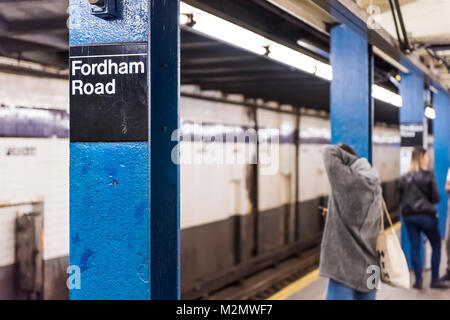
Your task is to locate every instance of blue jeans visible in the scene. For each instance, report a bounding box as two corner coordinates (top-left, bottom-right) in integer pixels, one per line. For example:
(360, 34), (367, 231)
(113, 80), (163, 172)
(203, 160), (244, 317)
(325, 279), (376, 300)
(403, 214), (441, 282)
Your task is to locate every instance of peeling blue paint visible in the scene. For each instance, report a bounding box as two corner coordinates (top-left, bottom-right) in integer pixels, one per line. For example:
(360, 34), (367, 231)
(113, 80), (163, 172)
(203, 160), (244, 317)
(69, 0), (148, 46)
(134, 201), (147, 226)
(80, 248), (95, 272)
(70, 142), (150, 300)
(72, 233), (81, 244)
(69, 0), (151, 300)
(70, 0), (180, 300)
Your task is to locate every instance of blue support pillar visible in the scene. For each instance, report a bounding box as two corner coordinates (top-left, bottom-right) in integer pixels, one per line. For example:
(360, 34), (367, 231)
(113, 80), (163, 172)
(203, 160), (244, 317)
(399, 72), (425, 124)
(69, 0), (180, 300)
(399, 71), (426, 269)
(150, 0), (181, 300)
(330, 25), (373, 162)
(434, 91), (450, 238)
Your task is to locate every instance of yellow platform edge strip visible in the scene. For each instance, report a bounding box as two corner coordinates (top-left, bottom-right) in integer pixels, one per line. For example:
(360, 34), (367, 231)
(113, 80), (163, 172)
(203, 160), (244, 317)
(267, 221), (401, 300)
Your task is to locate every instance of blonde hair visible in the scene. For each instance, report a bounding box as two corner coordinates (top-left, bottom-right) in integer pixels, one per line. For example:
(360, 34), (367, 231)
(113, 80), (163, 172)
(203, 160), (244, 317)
(409, 146), (427, 172)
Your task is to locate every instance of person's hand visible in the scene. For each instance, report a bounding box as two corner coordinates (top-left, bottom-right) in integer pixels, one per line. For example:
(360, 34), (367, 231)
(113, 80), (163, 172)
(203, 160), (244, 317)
(321, 207), (328, 217)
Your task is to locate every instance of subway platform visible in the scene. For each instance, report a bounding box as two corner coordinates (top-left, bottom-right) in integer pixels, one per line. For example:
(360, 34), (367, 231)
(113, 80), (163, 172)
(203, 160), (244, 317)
(0, 0), (449, 302)
(269, 226), (450, 300)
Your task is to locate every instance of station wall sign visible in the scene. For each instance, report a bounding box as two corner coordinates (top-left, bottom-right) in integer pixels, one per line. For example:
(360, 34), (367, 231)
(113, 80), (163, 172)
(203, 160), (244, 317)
(70, 43), (148, 142)
(400, 122), (427, 175)
(400, 123), (424, 147)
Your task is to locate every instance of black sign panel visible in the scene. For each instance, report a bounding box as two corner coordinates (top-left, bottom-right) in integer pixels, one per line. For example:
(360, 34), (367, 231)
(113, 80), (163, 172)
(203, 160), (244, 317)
(70, 43), (148, 142)
(400, 123), (424, 147)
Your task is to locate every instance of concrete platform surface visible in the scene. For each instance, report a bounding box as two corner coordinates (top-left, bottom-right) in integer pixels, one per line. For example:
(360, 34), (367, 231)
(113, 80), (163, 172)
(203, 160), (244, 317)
(281, 227), (450, 300)
(285, 271), (450, 300)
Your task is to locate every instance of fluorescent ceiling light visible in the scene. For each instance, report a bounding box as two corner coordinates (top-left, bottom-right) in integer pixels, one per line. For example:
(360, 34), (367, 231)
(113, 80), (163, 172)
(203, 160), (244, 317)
(180, 2), (402, 106)
(268, 44), (316, 74)
(268, 44), (333, 80)
(372, 85), (403, 107)
(180, 2), (269, 55)
(436, 49), (450, 56)
(425, 107), (436, 119)
(180, 2), (331, 80)
(179, 13), (191, 25)
(315, 61), (333, 81)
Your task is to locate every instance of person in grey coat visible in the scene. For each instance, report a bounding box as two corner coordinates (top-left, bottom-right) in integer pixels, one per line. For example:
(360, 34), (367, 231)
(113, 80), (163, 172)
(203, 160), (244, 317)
(320, 144), (382, 300)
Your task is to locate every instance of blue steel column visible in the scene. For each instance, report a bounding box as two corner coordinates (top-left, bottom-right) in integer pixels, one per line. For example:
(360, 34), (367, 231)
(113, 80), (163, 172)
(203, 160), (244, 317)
(399, 71), (426, 268)
(399, 72), (425, 124)
(434, 91), (450, 237)
(150, 0), (181, 300)
(69, 0), (180, 299)
(330, 25), (373, 162)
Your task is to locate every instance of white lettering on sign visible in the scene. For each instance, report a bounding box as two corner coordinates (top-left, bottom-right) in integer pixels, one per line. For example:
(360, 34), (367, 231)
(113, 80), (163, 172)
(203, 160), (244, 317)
(72, 79), (116, 95)
(400, 124), (423, 138)
(71, 58), (145, 96)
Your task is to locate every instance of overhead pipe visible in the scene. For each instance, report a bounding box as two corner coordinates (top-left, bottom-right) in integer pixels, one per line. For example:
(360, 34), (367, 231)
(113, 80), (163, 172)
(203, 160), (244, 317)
(393, 0), (412, 52)
(388, 0), (404, 49)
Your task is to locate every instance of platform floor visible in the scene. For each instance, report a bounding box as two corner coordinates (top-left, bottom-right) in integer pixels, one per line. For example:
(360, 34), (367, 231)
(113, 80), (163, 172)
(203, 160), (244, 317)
(275, 226), (450, 300)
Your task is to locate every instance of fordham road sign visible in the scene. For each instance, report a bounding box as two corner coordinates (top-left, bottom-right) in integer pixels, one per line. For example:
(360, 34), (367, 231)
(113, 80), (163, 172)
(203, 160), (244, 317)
(70, 43), (148, 142)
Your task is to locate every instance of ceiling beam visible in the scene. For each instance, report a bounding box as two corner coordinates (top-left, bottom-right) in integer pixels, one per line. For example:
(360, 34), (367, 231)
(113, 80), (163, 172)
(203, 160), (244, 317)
(194, 79), (328, 90)
(8, 16), (68, 34)
(181, 41), (221, 50)
(183, 0), (330, 60)
(182, 65), (287, 75)
(182, 55), (259, 66)
(183, 73), (312, 84)
(10, 33), (68, 50)
(17, 50), (67, 68)
(0, 15), (67, 36)
(0, 37), (63, 54)
(0, 0), (63, 3)
(413, 35), (450, 47)
(310, 0), (448, 91)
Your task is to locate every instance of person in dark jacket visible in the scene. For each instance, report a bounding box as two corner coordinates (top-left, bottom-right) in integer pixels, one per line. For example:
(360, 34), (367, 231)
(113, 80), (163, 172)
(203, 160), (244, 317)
(398, 146), (448, 289)
(441, 169), (450, 282)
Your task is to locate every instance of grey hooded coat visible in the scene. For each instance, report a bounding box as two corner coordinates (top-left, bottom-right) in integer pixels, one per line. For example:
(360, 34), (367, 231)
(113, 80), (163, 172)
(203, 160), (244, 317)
(319, 145), (382, 292)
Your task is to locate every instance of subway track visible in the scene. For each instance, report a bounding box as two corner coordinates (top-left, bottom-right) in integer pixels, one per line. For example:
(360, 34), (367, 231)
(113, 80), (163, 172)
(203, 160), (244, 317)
(200, 213), (400, 301)
(205, 248), (320, 300)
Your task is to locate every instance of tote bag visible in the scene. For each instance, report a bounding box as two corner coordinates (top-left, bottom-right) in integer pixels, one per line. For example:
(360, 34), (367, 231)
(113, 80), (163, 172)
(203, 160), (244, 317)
(376, 199), (411, 289)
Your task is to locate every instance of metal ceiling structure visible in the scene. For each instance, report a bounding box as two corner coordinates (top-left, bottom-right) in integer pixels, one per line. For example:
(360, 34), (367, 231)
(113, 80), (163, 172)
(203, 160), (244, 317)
(181, 0), (400, 124)
(0, 0), (403, 124)
(181, 28), (330, 110)
(181, 27), (399, 124)
(0, 0), (68, 68)
(356, 0), (450, 89)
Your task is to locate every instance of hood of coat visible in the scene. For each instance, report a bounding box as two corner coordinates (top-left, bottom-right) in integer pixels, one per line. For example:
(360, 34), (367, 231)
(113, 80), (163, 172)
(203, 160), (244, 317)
(350, 158), (380, 184)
